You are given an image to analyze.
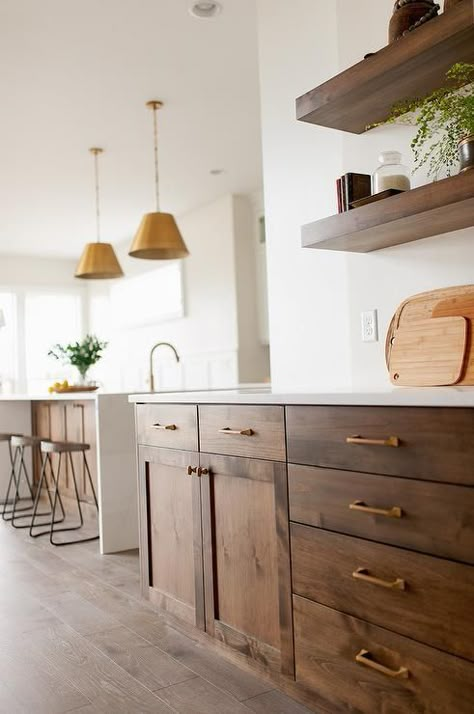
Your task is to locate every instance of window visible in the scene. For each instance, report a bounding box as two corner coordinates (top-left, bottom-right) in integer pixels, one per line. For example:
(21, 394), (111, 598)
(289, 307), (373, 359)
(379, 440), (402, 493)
(0, 292), (18, 392)
(24, 292), (83, 391)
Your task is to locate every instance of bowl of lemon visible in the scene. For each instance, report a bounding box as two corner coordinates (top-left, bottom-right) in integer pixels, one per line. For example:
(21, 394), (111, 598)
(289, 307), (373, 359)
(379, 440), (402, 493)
(48, 380), (99, 394)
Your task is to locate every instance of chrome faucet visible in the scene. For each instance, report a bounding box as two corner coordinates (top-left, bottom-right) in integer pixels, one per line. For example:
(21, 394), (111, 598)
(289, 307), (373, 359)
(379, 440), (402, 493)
(149, 342), (180, 392)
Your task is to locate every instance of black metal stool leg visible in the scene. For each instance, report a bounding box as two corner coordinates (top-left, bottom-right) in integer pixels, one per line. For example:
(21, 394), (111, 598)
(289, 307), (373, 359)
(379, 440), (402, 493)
(2, 445), (20, 520)
(84, 454), (99, 510)
(13, 451), (66, 529)
(47, 450), (99, 546)
(3, 445), (36, 522)
(29, 452), (49, 537)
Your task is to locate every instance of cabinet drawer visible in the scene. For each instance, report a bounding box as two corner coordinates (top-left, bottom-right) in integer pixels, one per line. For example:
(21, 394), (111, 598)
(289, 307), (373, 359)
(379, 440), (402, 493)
(291, 525), (474, 661)
(136, 404), (198, 451)
(286, 405), (474, 485)
(288, 464), (474, 563)
(294, 596), (474, 714)
(199, 405), (286, 461)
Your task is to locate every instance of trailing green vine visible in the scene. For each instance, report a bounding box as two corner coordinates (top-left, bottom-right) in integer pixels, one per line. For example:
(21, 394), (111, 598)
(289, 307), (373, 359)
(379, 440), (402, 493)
(372, 63), (474, 178)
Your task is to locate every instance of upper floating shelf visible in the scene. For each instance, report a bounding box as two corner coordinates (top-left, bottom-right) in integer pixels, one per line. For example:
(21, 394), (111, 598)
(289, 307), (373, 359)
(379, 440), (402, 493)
(302, 171), (474, 253)
(296, 1), (474, 134)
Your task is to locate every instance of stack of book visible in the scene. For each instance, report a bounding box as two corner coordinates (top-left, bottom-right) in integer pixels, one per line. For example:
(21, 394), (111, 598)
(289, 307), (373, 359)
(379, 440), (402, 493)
(336, 173), (371, 213)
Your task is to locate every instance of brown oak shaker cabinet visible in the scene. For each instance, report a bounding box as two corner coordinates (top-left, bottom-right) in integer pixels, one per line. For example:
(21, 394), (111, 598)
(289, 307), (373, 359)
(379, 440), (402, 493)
(134, 399), (474, 714)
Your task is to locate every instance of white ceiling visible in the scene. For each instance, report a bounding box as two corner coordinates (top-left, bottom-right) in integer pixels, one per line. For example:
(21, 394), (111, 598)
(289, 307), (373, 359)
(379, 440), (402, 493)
(0, 0), (262, 257)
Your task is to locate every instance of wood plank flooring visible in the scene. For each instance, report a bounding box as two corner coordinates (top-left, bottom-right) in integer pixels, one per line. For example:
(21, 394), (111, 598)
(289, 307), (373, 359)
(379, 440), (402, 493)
(0, 518), (315, 713)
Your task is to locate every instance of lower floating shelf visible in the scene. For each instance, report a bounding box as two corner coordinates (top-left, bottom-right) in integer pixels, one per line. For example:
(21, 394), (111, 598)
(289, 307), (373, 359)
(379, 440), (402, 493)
(302, 171), (474, 253)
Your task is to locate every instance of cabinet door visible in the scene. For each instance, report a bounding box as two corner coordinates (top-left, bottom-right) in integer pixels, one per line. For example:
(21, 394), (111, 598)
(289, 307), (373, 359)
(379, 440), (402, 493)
(65, 401), (97, 504)
(32, 402), (67, 487)
(138, 446), (205, 629)
(200, 453), (294, 676)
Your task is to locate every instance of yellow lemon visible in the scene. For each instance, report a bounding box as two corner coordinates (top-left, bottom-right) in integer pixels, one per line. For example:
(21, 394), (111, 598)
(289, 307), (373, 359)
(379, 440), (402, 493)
(62, 380), (69, 388)
(48, 386), (54, 394)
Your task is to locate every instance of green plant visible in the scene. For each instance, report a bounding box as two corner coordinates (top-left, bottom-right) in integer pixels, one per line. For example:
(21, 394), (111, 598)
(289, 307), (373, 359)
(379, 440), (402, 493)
(49, 334), (108, 380)
(373, 63), (474, 178)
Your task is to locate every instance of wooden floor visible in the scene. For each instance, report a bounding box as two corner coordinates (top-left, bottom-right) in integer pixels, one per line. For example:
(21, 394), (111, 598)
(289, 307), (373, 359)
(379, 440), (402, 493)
(0, 513), (314, 713)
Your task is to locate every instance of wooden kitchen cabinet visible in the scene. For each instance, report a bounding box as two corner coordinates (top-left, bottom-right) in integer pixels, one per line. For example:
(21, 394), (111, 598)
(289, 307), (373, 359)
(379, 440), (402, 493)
(134, 397), (474, 713)
(199, 452), (293, 676)
(137, 445), (205, 629)
(32, 400), (98, 504)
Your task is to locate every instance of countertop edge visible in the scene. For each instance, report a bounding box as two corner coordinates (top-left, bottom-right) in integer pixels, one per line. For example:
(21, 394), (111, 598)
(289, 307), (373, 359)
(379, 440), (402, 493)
(128, 387), (474, 408)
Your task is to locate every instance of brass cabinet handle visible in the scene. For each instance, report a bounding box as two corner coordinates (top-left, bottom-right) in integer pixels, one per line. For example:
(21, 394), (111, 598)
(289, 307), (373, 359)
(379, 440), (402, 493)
(355, 649), (409, 679)
(218, 427), (254, 436)
(349, 500), (402, 518)
(187, 466), (197, 476)
(352, 567), (406, 591)
(197, 467), (209, 477)
(152, 423), (177, 431)
(346, 435), (399, 447)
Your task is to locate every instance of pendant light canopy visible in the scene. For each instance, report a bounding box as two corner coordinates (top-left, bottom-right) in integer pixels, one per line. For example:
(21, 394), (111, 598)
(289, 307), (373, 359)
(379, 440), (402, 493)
(75, 148), (124, 279)
(128, 101), (189, 260)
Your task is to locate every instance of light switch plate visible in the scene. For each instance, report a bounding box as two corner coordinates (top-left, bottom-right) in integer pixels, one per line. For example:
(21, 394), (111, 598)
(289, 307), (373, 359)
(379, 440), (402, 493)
(361, 309), (378, 342)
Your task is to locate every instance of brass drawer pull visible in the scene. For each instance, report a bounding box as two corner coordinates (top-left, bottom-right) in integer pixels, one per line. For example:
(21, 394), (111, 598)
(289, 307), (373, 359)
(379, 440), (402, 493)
(218, 427), (254, 436)
(355, 649), (409, 679)
(187, 466), (197, 476)
(197, 467), (209, 477)
(346, 435), (400, 447)
(152, 423), (177, 431)
(350, 500), (402, 518)
(352, 567), (406, 591)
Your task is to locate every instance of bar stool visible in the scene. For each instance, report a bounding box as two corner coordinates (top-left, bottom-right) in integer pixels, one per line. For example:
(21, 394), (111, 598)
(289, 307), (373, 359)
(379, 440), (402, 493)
(1, 433), (34, 520)
(30, 440), (99, 546)
(4, 435), (66, 529)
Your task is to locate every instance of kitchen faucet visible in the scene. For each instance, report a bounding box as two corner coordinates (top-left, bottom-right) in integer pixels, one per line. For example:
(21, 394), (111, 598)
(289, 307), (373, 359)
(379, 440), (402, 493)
(149, 342), (180, 392)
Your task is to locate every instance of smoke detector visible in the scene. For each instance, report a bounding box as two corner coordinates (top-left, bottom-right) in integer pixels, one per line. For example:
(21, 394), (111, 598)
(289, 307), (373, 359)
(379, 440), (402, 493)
(189, 2), (222, 19)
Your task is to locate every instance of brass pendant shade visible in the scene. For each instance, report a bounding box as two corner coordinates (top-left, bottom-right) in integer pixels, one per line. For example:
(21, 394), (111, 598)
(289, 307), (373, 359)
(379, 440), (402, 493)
(129, 212), (189, 259)
(75, 242), (124, 279)
(129, 101), (189, 260)
(74, 147), (124, 280)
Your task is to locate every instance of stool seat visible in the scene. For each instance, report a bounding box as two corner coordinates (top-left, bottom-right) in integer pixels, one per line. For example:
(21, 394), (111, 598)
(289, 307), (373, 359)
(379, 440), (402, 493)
(11, 435), (48, 448)
(41, 440), (90, 454)
(0, 433), (22, 442)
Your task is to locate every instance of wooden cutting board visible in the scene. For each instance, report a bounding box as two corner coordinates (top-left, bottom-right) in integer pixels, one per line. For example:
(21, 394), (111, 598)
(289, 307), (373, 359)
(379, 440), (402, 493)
(433, 294), (474, 384)
(386, 285), (474, 369)
(389, 316), (468, 386)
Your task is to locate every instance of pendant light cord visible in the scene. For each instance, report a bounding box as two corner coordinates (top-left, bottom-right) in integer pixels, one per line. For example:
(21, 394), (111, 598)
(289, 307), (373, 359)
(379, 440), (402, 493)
(152, 104), (160, 212)
(93, 150), (102, 243)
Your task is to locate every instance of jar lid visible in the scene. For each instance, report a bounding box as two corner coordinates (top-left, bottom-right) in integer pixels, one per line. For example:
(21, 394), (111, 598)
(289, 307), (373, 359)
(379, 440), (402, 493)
(379, 151), (402, 164)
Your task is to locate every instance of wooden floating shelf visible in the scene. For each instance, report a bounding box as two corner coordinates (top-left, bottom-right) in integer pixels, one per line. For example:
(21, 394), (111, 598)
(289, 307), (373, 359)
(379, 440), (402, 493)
(302, 171), (474, 253)
(296, 0), (474, 134)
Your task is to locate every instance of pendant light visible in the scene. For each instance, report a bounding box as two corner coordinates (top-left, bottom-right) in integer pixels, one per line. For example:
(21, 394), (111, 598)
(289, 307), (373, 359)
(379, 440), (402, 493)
(75, 148), (124, 279)
(128, 101), (189, 260)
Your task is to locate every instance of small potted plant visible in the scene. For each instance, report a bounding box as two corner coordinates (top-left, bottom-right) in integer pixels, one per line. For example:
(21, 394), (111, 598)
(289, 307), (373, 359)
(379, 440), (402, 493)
(374, 62), (474, 178)
(49, 334), (108, 387)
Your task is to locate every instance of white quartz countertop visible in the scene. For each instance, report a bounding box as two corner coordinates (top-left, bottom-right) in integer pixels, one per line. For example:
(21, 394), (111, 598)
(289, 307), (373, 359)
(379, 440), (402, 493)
(0, 384), (270, 403)
(129, 386), (474, 408)
(0, 391), (131, 401)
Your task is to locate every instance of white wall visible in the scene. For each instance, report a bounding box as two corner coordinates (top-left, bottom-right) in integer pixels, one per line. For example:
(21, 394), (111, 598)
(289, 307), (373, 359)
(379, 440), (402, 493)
(88, 193), (270, 392)
(0, 254), (83, 287)
(257, 0), (350, 391)
(257, 0), (473, 391)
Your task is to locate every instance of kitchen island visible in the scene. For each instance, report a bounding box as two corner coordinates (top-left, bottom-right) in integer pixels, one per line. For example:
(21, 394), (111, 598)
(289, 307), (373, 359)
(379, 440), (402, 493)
(129, 387), (474, 714)
(0, 392), (136, 554)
